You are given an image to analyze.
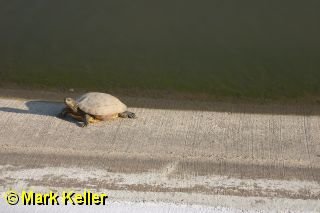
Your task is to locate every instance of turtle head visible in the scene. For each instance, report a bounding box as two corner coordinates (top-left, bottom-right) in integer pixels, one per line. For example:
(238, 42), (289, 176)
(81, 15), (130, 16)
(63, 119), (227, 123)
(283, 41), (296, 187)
(64, 97), (79, 113)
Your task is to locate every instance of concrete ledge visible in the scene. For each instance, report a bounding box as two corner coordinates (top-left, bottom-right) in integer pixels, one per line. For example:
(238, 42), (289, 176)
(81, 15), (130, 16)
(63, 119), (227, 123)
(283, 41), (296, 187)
(0, 94), (320, 211)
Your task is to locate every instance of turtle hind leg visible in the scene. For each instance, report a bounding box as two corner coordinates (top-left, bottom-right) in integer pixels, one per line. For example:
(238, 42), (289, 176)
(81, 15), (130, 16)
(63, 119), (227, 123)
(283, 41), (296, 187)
(118, 111), (136, 119)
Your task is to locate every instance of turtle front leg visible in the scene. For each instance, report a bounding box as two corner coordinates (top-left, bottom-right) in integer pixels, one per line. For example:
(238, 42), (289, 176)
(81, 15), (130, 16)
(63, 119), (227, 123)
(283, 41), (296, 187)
(82, 114), (93, 127)
(57, 107), (70, 118)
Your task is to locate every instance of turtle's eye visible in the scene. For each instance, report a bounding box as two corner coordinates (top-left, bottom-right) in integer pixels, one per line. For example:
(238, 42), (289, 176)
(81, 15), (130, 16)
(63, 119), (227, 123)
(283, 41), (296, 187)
(65, 98), (72, 104)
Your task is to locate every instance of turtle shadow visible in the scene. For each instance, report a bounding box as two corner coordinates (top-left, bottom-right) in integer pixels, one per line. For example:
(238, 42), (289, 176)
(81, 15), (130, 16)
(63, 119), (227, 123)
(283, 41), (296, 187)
(0, 100), (83, 127)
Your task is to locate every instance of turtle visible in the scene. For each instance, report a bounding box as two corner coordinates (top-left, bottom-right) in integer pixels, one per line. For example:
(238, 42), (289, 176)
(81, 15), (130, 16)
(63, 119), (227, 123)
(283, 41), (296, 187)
(58, 92), (136, 127)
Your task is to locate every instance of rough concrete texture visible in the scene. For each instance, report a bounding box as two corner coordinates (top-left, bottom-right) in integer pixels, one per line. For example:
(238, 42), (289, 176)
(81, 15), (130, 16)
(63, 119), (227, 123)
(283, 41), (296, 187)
(0, 91), (320, 212)
(0, 198), (262, 213)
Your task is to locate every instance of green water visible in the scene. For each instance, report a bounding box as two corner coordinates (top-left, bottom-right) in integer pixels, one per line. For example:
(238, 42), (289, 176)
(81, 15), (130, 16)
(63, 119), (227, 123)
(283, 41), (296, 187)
(1, 1), (320, 99)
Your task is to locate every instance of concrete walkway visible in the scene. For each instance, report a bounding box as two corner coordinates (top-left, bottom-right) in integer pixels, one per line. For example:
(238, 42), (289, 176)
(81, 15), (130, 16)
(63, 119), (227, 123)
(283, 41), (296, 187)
(0, 92), (320, 212)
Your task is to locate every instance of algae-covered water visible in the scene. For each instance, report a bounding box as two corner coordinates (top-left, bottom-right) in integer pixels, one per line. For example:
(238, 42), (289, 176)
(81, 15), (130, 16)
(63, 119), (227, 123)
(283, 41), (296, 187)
(1, 1), (320, 99)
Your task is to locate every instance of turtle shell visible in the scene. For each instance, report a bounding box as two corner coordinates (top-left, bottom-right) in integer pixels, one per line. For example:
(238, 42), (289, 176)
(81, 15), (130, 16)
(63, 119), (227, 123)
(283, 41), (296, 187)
(77, 92), (127, 116)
